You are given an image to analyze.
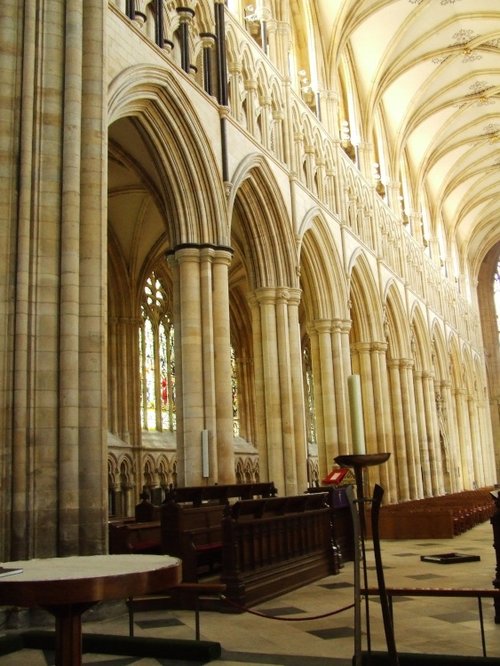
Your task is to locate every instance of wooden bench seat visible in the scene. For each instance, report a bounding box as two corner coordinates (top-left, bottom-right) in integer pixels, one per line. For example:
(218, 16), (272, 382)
(164, 482), (277, 507)
(109, 520), (161, 554)
(220, 492), (338, 609)
(160, 483), (278, 582)
(368, 488), (495, 539)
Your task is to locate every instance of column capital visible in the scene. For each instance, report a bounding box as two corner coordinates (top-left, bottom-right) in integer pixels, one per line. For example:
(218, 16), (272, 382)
(400, 358), (415, 370)
(167, 242), (234, 263)
(252, 286), (301, 306)
(200, 32), (217, 49)
(176, 6), (195, 23)
(311, 319), (334, 334)
(371, 341), (388, 353)
(351, 341), (372, 354)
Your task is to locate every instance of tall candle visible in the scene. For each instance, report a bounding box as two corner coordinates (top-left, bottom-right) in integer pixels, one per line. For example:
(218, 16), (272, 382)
(348, 374), (366, 455)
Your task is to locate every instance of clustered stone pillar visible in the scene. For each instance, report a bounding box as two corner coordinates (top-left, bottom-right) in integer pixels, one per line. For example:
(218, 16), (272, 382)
(308, 319), (353, 481)
(387, 359), (410, 500)
(211, 248), (236, 483)
(249, 287), (307, 495)
(169, 245), (235, 487)
(309, 321), (338, 480)
(5, 0), (107, 559)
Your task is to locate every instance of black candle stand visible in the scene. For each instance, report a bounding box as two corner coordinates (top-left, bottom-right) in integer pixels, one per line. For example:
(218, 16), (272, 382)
(335, 453), (390, 538)
(334, 452), (391, 661)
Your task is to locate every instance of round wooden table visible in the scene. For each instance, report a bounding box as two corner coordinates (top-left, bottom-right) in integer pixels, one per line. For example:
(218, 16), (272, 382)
(0, 554), (181, 666)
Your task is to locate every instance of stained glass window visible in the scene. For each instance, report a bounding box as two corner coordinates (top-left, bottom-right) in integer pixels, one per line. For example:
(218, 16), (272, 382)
(302, 341), (316, 445)
(231, 346), (240, 437)
(140, 272), (176, 432)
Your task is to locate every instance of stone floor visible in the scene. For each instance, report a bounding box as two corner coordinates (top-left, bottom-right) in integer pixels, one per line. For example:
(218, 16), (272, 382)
(1, 519), (499, 665)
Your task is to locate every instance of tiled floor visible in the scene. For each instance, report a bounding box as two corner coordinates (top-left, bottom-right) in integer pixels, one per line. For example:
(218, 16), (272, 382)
(1, 520), (500, 665)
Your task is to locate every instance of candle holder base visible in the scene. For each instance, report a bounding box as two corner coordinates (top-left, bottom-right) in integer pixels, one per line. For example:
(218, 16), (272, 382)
(334, 453), (390, 468)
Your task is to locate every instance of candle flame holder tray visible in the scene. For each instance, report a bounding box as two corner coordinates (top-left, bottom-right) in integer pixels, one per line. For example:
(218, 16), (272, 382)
(420, 552), (480, 564)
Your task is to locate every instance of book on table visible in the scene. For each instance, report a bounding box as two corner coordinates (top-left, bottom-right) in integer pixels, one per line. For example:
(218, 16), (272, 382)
(0, 566), (23, 578)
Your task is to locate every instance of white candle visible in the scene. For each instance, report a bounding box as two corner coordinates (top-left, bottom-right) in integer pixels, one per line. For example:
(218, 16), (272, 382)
(348, 374), (366, 455)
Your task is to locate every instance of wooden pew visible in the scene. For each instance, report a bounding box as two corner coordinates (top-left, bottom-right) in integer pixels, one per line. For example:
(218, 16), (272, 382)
(161, 502), (225, 582)
(163, 482), (277, 507)
(108, 520), (161, 554)
(109, 483), (277, 558)
(306, 485), (355, 564)
(368, 487), (495, 539)
(220, 493), (338, 609)
(160, 483), (278, 582)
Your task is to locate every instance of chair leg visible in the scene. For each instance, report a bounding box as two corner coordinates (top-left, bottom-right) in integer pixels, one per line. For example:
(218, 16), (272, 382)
(127, 598), (134, 637)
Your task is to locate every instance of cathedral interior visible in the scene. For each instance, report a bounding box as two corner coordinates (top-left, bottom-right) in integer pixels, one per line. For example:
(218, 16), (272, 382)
(2, 1), (500, 664)
(2, 0), (500, 571)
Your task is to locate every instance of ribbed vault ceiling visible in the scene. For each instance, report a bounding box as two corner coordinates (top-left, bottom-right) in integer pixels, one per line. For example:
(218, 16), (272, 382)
(313, 0), (500, 273)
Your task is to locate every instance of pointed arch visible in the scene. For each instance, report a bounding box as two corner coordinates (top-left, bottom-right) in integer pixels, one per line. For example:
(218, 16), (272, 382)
(384, 281), (411, 360)
(298, 209), (348, 321)
(229, 154), (297, 289)
(348, 251), (383, 342)
(108, 64), (228, 246)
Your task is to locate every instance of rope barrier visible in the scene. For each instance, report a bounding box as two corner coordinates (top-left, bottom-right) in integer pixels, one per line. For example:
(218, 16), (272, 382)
(219, 595), (355, 621)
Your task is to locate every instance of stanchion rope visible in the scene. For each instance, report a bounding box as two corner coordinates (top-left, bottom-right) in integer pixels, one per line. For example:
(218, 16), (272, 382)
(219, 595), (355, 621)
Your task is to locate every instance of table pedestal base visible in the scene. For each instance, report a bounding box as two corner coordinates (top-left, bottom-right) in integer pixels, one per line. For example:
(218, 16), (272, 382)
(44, 603), (95, 666)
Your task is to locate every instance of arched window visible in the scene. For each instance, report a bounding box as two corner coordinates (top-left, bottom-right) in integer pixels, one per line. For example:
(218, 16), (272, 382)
(231, 346), (240, 437)
(302, 339), (316, 446)
(140, 272), (176, 432)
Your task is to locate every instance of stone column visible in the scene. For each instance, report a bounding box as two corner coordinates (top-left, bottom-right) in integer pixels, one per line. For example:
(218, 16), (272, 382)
(353, 343), (384, 490)
(400, 359), (423, 497)
(317, 90), (339, 138)
(387, 359), (410, 500)
(275, 291), (298, 494)
(5, 0), (108, 558)
(200, 32), (216, 96)
(244, 79), (258, 138)
(453, 388), (473, 488)
(228, 63), (244, 126)
(268, 20), (291, 77)
(176, 6), (195, 73)
(248, 293), (267, 479)
(422, 372), (443, 494)
(251, 288), (285, 489)
(174, 247), (205, 484)
(313, 321), (338, 479)
(287, 290), (308, 492)
(171, 245), (235, 486)
(414, 370), (432, 496)
(259, 94), (272, 150)
(211, 248), (236, 483)
(304, 145), (316, 192)
(249, 287), (306, 494)
(108, 316), (136, 444)
(386, 180), (402, 217)
(468, 394), (483, 487)
(408, 212), (423, 245)
(332, 320), (349, 456)
(199, 248), (217, 479)
(441, 379), (460, 492)
(315, 158), (326, 202)
(354, 344), (375, 451)
(371, 342), (397, 501)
